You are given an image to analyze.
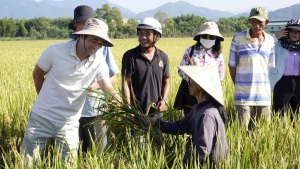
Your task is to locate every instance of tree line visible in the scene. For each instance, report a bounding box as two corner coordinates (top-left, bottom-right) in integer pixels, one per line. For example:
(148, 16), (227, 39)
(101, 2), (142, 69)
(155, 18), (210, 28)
(0, 4), (250, 39)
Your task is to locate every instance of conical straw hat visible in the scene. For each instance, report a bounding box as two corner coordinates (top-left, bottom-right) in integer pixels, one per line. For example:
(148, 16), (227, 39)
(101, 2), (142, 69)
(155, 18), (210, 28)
(178, 65), (224, 106)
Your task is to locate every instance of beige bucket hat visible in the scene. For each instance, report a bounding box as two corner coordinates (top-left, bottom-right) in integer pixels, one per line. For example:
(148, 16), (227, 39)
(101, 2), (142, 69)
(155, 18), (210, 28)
(193, 22), (224, 41)
(73, 18), (114, 47)
(178, 65), (224, 106)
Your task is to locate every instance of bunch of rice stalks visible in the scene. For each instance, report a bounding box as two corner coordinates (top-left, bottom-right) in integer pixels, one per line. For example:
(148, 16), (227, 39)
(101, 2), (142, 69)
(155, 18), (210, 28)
(89, 90), (165, 148)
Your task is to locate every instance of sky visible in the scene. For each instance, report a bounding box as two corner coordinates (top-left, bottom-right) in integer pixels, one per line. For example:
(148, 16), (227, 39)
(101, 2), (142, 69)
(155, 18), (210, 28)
(107, 0), (300, 14)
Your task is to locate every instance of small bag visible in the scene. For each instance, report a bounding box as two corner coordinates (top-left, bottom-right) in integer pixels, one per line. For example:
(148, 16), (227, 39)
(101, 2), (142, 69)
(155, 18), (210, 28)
(173, 46), (197, 113)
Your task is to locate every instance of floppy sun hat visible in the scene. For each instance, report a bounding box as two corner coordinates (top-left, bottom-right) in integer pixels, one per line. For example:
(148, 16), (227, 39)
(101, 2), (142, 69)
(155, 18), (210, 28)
(73, 18), (114, 47)
(285, 19), (300, 31)
(193, 22), (224, 41)
(178, 65), (224, 106)
(69, 5), (94, 30)
(248, 6), (268, 22)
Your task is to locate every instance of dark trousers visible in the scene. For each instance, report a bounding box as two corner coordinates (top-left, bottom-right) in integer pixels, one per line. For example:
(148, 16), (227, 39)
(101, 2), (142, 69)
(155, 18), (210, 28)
(273, 76), (300, 120)
(79, 116), (96, 153)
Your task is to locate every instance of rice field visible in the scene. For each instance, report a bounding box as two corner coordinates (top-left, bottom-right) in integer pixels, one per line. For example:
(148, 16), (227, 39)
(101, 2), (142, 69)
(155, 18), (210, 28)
(0, 38), (300, 168)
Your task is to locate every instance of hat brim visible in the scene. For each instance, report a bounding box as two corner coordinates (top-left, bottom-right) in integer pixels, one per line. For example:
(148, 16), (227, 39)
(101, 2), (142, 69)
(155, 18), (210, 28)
(248, 16), (267, 22)
(178, 66), (224, 106)
(73, 30), (114, 47)
(69, 16), (93, 30)
(286, 26), (300, 31)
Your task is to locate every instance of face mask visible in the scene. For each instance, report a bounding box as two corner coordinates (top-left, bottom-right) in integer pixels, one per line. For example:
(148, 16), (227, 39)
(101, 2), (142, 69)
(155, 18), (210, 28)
(200, 38), (216, 49)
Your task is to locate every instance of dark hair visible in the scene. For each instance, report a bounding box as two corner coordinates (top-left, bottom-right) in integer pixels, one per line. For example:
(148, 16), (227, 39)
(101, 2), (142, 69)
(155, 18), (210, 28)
(201, 89), (228, 123)
(194, 38), (222, 57)
(213, 100), (228, 123)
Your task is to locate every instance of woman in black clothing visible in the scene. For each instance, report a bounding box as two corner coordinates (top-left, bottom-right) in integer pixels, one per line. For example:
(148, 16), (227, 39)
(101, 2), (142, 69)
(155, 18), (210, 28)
(147, 65), (228, 168)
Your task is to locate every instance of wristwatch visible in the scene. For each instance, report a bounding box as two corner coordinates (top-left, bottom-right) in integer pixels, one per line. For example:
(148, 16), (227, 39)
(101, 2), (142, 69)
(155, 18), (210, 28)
(162, 98), (168, 104)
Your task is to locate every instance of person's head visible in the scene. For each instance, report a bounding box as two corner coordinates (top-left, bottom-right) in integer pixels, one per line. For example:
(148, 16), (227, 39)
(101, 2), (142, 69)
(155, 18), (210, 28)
(179, 65), (227, 122)
(69, 5), (94, 31)
(248, 7), (269, 34)
(137, 18), (162, 48)
(179, 66), (224, 105)
(285, 19), (300, 42)
(73, 18), (114, 55)
(193, 22), (224, 55)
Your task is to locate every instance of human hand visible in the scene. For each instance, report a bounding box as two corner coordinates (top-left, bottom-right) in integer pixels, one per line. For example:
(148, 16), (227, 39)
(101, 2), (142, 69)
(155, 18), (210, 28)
(111, 93), (122, 106)
(155, 100), (166, 112)
(275, 29), (288, 40)
(141, 114), (158, 125)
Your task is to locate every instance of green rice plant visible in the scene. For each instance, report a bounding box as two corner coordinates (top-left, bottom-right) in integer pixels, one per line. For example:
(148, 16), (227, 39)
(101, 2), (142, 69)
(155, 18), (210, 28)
(1, 39), (300, 168)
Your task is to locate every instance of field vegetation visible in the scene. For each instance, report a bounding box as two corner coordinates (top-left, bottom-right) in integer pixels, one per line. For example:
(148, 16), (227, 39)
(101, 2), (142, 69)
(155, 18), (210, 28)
(0, 38), (299, 168)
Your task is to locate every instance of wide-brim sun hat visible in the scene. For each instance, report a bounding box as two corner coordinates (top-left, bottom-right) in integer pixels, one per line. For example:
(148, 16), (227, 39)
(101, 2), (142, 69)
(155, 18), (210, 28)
(69, 5), (94, 30)
(73, 18), (114, 47)
(178, 65), (224, 106)
(285, 19), (300, 31)
(193, 22), (224, 41)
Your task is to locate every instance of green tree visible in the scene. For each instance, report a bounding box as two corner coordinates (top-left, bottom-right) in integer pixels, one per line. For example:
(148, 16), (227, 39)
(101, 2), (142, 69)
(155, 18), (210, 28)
(95, 4), (124, 38)
(154, 11), (169, 24)
(0, 18), (18, 37)
(164, 18), (175, 37)
(173, 14), (208, 37)
(16, 19), (28, 37)
(123, 18), (139, 37)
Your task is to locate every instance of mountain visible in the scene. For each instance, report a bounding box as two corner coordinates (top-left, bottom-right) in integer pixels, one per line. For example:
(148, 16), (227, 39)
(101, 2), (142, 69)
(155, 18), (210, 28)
(0, 0), (136, 19)
(268, 3), (300, 21)
(136, 1), (233, 21)
(0, 0), (299, 21)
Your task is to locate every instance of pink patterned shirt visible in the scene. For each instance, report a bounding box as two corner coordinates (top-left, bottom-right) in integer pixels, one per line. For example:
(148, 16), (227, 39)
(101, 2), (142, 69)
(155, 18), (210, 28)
(178, 45), (225, 81)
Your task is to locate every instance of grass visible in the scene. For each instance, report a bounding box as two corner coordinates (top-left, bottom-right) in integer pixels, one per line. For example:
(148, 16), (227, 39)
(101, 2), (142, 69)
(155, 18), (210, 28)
(0, 38), (300, 168)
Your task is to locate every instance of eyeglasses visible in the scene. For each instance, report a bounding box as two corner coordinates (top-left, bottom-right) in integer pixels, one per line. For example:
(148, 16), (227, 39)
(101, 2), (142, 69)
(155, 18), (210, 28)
(201, 34), (216, 40)
(84, 56), (94, 69)
(289, 29), (300, 34)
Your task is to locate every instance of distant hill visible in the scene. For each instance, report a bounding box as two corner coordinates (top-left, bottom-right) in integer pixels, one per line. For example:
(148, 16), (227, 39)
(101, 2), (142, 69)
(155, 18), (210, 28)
(136, 1), (233, 21)
(0, 0), (136, 19)
(0, 0), (299, 21)
(269, 3), (300, 21)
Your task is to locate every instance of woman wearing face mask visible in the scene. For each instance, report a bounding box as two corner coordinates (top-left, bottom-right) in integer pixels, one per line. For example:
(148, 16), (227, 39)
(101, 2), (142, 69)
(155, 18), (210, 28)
(174, 22), (225, 116)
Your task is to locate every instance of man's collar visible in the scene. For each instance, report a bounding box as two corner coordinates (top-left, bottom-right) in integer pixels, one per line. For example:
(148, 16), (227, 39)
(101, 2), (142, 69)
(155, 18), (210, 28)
(246, 28), (266, 40)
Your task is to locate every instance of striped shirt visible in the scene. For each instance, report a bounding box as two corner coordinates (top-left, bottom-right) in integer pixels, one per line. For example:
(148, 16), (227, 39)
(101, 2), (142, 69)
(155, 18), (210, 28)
(228, 29), (275, 106)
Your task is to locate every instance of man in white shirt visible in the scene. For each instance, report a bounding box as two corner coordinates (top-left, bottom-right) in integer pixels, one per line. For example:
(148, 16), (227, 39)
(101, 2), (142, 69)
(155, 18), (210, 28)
(21, 18), (120, 164)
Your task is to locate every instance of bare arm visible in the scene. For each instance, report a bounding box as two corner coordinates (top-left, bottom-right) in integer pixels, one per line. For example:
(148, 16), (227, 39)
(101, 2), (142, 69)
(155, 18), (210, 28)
(156, 77), (170, 112)
(122, 77), (132, 105)
(98, 79), (117, 94)
(228, 66), (236, 85)
(109, 74), (117, 85)
(32, 64), (47, 94)
(90, 74), (117, 91)
(97, 78), (121, 102)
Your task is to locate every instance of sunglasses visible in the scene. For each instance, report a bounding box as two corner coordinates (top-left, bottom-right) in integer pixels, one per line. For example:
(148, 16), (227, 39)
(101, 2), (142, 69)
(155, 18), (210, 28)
(201, 34), (216, 40)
